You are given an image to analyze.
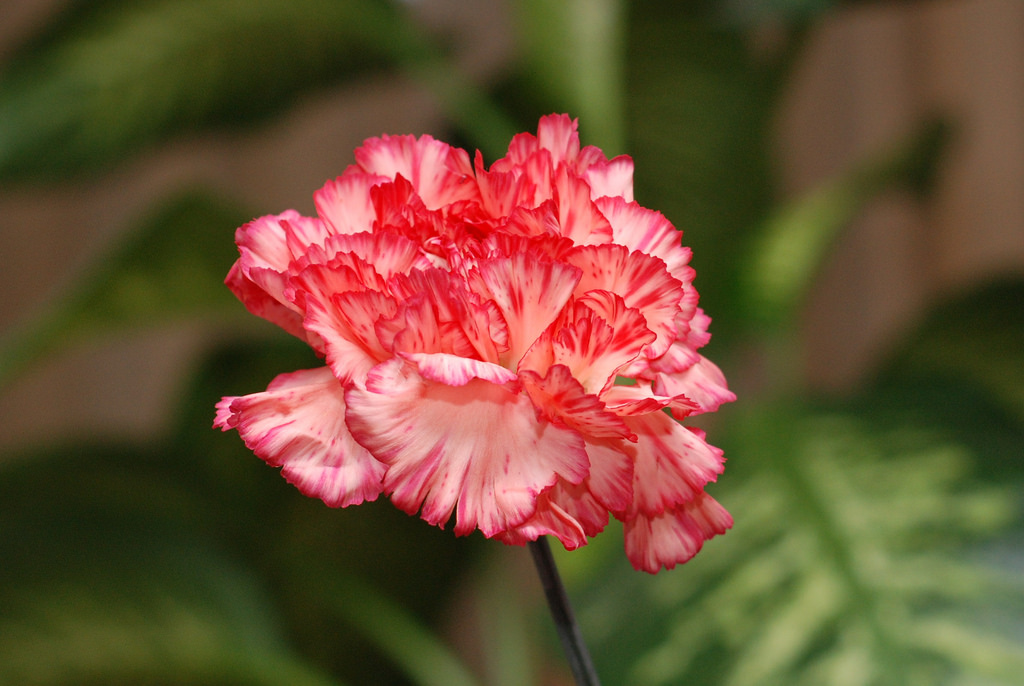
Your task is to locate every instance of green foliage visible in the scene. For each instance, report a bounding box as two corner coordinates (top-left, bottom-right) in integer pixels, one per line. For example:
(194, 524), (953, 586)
(514, 0), (626, 153)
(881, 279), (1024, 426)
(0, 0), (404, 179)
(1, 1), (1022, 685)
(0, 337), (486, 686)
(622, 4), (781, 343)
(575, 398), (1024, 686)
(744, 118), (949, 328)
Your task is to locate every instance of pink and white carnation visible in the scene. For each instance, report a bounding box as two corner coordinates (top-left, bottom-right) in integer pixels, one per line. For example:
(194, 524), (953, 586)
(214, 114), (735, 572)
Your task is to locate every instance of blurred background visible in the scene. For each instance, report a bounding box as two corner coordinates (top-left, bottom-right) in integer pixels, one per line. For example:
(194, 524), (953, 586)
(1, 1), (1022, 685)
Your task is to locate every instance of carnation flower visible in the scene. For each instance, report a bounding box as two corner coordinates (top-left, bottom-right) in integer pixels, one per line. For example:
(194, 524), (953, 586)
(214, 114), (735, 572)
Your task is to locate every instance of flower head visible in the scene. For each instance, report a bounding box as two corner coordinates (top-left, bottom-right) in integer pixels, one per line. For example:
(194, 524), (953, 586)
(214, 114), (735, 572)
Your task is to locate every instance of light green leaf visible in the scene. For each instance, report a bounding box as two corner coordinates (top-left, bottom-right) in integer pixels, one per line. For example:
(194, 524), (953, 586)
(743, 118), (948, 327)
(514, 0), (626, 153)
(574, 403), (1022, 686)
(879, 279), (1024, 425)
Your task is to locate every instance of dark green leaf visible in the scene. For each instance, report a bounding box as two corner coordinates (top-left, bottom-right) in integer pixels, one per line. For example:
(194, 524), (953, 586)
(878, 278), (1024, 426)
(623, 5), (782, 346)
(0, 0), (405, 180)
(0, 444), (343, 686)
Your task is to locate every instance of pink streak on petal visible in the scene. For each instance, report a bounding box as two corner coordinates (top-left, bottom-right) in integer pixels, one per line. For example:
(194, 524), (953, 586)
(536, 114), (581, 166)
(582, 436), (636, 513)
(652, 355), (737, 415)
(355, 134), (479, 210)
(314, 170), (388, 235)
(555, 291), (655, 395)
(227, 211), (332, 339)
(402, 352), (518, 386)
(500, 436), (635, 548)
(601, 383), (700, 419)
(623, 493), (733, 573)
(595, 196), (693, 284)
(215, 367), (385, 507)
(584, 155), (635, 202)
(225, 263), (307, 340)
(625, 411), (726, 518)
(553, 166), (614, 245)
(475, 253), (581, 368)
(566, 244), (682, 358)
(236, 211), (331, 274)
(303, 289), (397, 384)
(381, 269), (508, 363)
(497, 486), (594, 550)
(287, 255), (388, 313)
(475, 150), (528, 219)
(345, 359), (589, 538)
(520, 365), (634, 440)
(318, 230), (433, 280)
(600, 390), (666, 416)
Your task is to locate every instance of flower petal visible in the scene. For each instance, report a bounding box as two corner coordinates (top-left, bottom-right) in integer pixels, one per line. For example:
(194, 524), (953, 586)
(554, 291), (655, 395)
(226, 211), (332, 339)
(584, 155), (634, 201)
(345, 359), (589, 537)
(495, 492), (590, 550)
(214, 367), (385, 507)
(566, 244), (682, 357)
(402, 352), (517, 386)
(318, 230), (433, 279)
(601, 383), (700, 419)
(499, 436), (635, 549)
(520, 365), (634, 440)
(651, 355), (736, 416)
(303, 289), (397, 383)
(314, 170), (388, 235)
(623, 492), (732, 573)
(625, 412), (726, 517)
(503, 114), (580, 168)
(235, 210), (331, 274)
(377, 269), (509, 363)
(355, 134), (478, 210)
(553, 166), (613, 245)
(225, 262), (306, 339)
(474, 253), (581, 368)
(595, 196), (694, 284)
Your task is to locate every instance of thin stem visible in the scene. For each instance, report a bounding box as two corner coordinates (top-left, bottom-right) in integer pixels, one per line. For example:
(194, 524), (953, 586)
(528, 537), (602, 686)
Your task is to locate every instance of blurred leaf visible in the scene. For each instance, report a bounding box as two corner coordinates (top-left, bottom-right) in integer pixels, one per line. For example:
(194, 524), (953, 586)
(301, 570), (483, 686)
(573, 401), (1023, 686)
(0, 0), (398, 179)
(622, 3), (783, 346)
(514, 0), (627, 153)
(0, 191), (247, 388)
(470, 552), (537, 686)
(0, 0), (518, 180)
(715, 0), (840, 26)
(743, 118), (949, 328)
(879, 278), (1024, 426)
(0, 446), (343, 686)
